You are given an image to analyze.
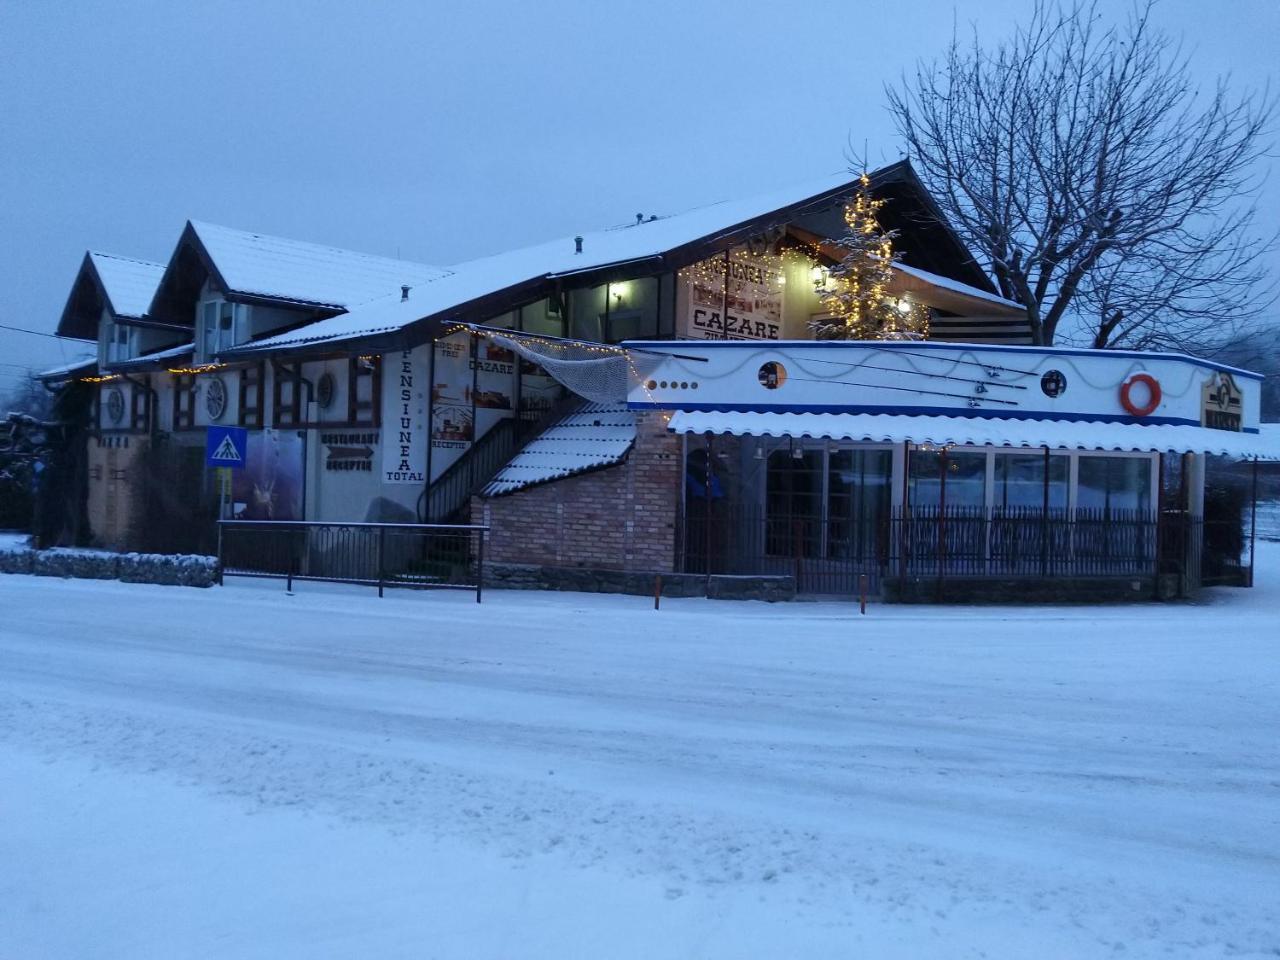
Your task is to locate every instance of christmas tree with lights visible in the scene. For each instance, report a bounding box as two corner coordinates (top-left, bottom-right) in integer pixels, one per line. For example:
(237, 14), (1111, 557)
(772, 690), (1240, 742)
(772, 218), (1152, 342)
(810, 173), (929, 340)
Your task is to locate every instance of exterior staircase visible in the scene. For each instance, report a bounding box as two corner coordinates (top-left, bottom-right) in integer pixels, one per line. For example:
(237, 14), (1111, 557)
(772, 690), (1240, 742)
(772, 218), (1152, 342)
(422, 394), (580, 523)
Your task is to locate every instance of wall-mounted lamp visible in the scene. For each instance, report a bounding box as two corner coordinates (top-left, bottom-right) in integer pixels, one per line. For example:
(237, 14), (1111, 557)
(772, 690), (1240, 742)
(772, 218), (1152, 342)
(896, 297), (912, 315)
(610, 281), (628, 305)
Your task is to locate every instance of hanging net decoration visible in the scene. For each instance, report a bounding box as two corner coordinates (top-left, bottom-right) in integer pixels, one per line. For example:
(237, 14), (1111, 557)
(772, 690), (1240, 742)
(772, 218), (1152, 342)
(487, 332), (641, 404)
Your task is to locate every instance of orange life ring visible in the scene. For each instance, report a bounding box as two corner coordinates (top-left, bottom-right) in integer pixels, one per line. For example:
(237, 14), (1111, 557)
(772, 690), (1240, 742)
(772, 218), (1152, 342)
(1119, 373), (1162, 417)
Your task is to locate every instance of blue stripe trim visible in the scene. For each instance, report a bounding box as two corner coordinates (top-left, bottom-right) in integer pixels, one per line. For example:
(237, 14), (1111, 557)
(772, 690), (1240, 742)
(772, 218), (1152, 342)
(628, 400), (1261, 434)
(620, 338), (1265, 381)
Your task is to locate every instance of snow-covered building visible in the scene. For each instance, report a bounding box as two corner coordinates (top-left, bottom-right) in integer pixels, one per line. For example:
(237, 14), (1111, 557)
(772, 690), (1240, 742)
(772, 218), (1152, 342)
(41, 161), (1279, 597)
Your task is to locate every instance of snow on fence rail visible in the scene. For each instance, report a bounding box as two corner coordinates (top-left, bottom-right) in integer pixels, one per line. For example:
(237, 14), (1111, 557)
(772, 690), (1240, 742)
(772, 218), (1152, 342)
(217, 520), (488, 602)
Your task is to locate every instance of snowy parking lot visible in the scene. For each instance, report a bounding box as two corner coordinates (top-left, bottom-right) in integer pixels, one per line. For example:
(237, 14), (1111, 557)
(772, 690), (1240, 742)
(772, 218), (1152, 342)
(3, 550), (1279, 958)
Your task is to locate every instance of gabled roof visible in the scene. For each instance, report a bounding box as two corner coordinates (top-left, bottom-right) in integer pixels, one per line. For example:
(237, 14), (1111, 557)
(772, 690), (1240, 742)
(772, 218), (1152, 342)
(226, 161), (984, 359)
(146, 220), (450, 326)
(56, 252), (166, 340)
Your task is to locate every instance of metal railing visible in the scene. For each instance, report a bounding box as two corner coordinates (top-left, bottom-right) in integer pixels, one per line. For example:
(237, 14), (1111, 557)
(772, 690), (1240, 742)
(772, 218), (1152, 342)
(217, 520), (488, 601)
(681, 505), (1233, 596)
(425, 418), (520, 523)
(425, 397), (577, 523)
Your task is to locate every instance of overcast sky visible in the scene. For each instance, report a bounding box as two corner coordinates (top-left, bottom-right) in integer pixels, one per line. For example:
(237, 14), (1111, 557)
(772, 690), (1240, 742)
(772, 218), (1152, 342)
(1, 0), (1276, 397)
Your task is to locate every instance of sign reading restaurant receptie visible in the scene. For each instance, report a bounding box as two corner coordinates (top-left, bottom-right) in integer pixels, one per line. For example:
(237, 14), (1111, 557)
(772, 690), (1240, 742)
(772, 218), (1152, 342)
(624, 339), (1263, 431)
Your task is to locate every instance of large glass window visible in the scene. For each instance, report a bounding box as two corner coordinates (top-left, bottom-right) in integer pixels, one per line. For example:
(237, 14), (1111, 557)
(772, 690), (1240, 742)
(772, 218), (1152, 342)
(827, 449), (892, 560)
(763, 446), (891, 560)
(1077, 456), (1153, 514)
(568, 286), (606, 342)
(992, 452), (1069, 510)
(518, 297), (564, 338)
(765, 448), (822, 555)
(603, 277), (660, 341)
(908, 449), (986, 510)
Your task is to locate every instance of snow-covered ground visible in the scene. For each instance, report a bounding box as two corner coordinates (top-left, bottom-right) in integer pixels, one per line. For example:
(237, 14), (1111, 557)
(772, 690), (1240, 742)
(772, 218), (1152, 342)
(3, 549), (1279, 958)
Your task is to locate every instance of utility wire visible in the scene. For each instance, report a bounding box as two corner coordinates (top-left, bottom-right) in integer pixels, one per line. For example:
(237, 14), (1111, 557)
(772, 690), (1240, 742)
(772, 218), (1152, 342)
(0, 321), (64, 340)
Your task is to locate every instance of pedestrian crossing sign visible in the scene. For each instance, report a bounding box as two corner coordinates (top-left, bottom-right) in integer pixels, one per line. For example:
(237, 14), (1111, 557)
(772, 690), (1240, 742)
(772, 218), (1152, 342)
(206, 425), (248, 469)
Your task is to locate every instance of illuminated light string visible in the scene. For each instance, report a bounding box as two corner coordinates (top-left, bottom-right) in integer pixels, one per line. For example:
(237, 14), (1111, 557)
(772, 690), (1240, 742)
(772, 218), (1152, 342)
(167, 363), (225, 375)
(441, 321), (662, 405)
(676, 194), (929, 343)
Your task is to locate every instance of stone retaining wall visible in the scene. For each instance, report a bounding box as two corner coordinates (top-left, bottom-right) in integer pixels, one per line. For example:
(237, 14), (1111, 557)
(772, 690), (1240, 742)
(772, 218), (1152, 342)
(484, 562), (796, 601)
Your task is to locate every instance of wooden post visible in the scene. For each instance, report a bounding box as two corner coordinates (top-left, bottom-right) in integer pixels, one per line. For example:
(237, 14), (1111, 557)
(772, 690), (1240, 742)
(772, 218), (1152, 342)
(654, 574), (662, 610)
(216, 520), (224, 587)
(858, 574), (867, 615)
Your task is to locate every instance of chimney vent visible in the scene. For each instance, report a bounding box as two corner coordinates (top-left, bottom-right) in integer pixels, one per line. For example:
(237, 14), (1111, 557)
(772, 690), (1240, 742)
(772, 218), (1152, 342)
(574, 236), (583, 254)
(401, 285), (410, 302)
(636, 213), (644, 225)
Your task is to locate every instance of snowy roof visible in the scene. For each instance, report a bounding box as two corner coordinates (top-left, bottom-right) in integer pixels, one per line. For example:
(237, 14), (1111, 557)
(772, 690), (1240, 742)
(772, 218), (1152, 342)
(57, 251), (167, 340)
(892, 262), (1023, 313)
(34, 355), (97, 382)
(482, 402), (636, 496)
(666, 411), (1280, 460)
(109, 341), (195, 370)
(187, 220), (449, 310)
(226, 170), (876, 356)
(88, 252), (167, 319)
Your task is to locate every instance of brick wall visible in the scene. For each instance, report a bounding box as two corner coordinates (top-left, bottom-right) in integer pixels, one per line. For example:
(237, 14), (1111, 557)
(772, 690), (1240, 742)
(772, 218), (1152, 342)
(475, 410), (682, 572)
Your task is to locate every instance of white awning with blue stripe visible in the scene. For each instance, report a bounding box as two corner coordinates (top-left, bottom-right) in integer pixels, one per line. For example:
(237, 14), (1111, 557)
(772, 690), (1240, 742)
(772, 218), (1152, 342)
(667, 411), (1280, 460)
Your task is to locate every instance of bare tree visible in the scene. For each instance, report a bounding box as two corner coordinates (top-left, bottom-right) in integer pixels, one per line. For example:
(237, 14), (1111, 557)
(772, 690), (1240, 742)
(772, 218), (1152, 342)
(886, 0), (1274, 349)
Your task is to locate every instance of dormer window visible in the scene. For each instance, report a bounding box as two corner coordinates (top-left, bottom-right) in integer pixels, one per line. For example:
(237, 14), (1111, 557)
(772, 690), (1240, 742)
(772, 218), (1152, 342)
(200, 300), (244, 361)
(105, 323), (135, 363)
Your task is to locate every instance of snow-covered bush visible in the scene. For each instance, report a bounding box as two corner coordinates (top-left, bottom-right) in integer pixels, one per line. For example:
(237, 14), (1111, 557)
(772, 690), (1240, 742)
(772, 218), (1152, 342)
(0, 546), (34, 574)
(0, 543), (218, 587)
(118, 552), (219, 588)
(34, 548), (120, 580)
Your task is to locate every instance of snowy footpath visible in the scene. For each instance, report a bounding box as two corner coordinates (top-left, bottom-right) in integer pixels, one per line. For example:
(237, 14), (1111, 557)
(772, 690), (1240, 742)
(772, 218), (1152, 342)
(2, 550), (1279, 958)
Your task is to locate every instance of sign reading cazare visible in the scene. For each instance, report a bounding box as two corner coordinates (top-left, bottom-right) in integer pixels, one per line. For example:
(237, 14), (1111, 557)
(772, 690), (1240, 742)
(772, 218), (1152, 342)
(1202, 371), (1244, 432)
(381, 347), (428, 483)
(682, 254), (783, 341)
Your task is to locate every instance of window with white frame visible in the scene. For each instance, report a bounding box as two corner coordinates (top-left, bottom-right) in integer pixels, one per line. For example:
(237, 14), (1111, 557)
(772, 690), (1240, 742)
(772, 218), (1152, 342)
(105, 323), (134, 364)
(200, 300), (244, 360)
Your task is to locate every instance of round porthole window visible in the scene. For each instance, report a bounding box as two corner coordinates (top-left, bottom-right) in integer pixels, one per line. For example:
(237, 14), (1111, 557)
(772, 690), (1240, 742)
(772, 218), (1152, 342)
(316, 371), (336, 410)
(758, 361), (787, 390)
(1040, 370), (1067, 398)
(105, 386), (125, 424)
(205, 376), (228, 421)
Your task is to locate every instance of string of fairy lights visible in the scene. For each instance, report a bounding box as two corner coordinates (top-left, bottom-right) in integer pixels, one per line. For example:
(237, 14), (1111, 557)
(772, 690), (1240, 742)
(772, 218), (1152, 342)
(68, 178), (921, 401)
(677, 172), (931, 342)
(76, 362), (226, 383)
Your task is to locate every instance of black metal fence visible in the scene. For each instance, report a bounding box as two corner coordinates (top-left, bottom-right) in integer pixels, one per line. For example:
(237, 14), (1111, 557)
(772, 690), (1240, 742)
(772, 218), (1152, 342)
(682, 506), (1239, 596)
(218, 520), (487, 601)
